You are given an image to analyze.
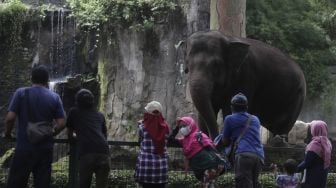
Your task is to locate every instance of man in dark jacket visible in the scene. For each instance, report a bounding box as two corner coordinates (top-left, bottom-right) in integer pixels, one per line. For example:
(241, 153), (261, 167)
(66, 89), (110, 188)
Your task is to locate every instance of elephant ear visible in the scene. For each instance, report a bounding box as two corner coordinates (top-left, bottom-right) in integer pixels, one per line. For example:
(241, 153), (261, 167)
(227, 41), (250, 72)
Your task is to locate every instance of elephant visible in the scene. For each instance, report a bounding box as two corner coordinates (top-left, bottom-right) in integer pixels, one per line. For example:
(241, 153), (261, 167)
(184, 30), (306, 139)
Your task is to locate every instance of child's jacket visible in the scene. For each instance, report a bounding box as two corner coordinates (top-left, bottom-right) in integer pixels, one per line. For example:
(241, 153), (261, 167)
(177, 117), (215, 159)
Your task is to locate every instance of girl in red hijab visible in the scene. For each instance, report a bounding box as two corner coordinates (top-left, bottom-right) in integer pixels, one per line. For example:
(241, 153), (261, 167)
(134, 101), (170, 188)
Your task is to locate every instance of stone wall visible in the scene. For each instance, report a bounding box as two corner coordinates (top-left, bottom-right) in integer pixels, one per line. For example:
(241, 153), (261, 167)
(0, 0), (211, 141)
(97, 1), (210, 140)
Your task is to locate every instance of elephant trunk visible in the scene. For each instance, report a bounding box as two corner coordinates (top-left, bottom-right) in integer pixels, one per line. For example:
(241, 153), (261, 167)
(189, 78), (219, 139)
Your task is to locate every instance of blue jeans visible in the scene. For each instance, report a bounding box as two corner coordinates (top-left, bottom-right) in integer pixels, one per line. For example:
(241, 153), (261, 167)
(6, 148), (53, 188)
(234, 152), (262, 188)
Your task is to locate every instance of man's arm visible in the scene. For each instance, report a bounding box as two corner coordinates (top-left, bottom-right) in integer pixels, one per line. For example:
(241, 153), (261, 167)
(221, 137), (231, 147)
(4, 111), (16, 138)
(102, 115), (107, 139)
(220, 117), (232, 147)
(53, 95), (66, 136)
(53, 118), (66, 136)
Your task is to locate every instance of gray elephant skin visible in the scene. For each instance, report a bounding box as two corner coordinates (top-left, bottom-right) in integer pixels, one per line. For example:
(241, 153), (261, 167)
(185, 30), (306, 139)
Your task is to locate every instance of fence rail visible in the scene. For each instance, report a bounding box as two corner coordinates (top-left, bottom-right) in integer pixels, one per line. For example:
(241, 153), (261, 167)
(0, 138), (335, 188)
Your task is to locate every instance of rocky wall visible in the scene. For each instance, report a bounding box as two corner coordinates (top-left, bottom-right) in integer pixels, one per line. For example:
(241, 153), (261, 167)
(97, 1), (210, 140)
(0, 0), (211, 141)
(0, 19), (37, 133)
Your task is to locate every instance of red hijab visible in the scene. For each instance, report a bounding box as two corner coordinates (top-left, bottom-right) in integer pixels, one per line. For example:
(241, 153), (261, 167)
(143, 112), (169, 155)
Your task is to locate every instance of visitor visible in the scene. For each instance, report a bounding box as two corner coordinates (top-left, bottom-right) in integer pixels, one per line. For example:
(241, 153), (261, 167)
(297, 120), (332, 188)
(134, 101), (170, 188)
(4, 65), (66, 188)
(171, 116), (227, 188)
(272, 159), (300, 188)
(66, 89), (110, 188)
(216, 92), (264, 188)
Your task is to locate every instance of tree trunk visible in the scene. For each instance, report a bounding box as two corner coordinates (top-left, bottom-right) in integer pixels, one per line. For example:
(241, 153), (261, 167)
(210, 0), (246, 37)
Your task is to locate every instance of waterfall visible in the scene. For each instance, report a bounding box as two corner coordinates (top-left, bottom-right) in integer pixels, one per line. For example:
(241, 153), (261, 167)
(55, 8), (63, 77)
(47, 8), (77, 80)
(32, 16), (42, 68)
(48, 78), (67, 100)
(49, 78), (66, 91)
(49, 81), (57, 92)
(50, 10), (54, 73)
(69, 14), (76, 76)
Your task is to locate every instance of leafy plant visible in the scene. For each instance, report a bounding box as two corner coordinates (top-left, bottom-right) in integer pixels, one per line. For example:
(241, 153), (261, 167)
(0, 0), (45, 52)
(66, 0), (177, 31)
(49, 169), (336, 187)
(0, 0), (28, 49)
(247, 0), (336, 98)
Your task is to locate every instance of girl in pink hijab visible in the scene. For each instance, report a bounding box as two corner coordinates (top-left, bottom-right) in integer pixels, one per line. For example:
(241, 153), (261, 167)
(172, 116), (227, 187)
(297, 120), (332, 188)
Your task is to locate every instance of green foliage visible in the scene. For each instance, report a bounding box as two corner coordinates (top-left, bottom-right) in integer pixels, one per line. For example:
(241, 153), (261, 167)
(320, 81), (336, 114)
(51, 172), (68, 187)
(39, 169), (336, 187)
(0, 148), (14, 168)
(66, 0), (177, 31)
(52, 156), (69, 172)
(0, 0), (28, 49)
(0, 0), (45, 52)
(247, 0), (336, 98)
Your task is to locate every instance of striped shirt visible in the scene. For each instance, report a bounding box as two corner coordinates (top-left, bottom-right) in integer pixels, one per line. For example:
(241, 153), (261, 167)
(134, 124), (169, 184)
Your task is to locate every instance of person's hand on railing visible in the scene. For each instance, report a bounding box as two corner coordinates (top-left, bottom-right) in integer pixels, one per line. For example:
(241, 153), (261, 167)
(3, 132), (12, 139)
(67, 131), (77, 144)
(270, 163), (278, 178)
(1, 132), (15, 144)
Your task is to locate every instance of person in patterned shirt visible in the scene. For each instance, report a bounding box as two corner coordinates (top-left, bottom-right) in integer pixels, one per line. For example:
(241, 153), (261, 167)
(273, 159), (300, 188)
(134, 101), (170, 188)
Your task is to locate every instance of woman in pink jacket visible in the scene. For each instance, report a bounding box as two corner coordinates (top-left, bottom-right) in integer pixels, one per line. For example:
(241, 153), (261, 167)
(172, 116), (227, 187)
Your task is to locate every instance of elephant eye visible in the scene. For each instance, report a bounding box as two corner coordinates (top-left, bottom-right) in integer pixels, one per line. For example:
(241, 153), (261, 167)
(209, 59), (222, 71)
(184, 60), (189, 73)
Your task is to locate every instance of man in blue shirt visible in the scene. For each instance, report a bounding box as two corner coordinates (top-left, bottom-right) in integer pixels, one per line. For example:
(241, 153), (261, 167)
(4, 65), (66, 188)
(219, 93), (264, 188)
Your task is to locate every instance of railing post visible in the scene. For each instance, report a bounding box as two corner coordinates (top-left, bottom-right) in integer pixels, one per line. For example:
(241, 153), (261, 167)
(68, 141), (79, 188)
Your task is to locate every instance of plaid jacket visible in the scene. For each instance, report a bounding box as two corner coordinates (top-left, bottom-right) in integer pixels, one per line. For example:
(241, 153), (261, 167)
(134, 124), (169, 184)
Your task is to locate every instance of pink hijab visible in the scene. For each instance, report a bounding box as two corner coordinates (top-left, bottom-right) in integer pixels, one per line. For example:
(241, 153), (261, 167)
(306, 120), (332, 169)
(176, 117), (215, 159)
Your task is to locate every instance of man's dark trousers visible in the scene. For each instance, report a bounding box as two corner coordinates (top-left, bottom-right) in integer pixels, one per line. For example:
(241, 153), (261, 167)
(6, 148), (53, 188)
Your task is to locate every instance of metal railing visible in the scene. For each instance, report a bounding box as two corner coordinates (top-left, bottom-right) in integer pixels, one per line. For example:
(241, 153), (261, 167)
(0, 139), (335, 188)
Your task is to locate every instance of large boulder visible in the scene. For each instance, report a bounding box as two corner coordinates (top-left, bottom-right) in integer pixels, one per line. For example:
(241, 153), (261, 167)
(269, 135), (289, 147)
(288, 120), (310, 145)
(260, 126), (271, 145)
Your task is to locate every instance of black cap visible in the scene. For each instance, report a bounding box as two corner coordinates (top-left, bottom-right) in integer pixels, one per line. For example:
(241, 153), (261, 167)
(31, 65), (49, 84)
(231, 93), (248, 106)
(75, 89), (94, 109)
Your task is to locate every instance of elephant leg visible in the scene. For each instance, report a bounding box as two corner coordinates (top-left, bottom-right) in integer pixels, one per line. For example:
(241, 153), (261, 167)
(198, 106), (220, 138)
(255, 90), (305, 135)
(198, 115), (210, 135)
